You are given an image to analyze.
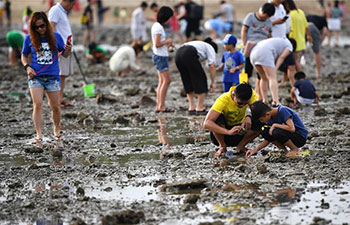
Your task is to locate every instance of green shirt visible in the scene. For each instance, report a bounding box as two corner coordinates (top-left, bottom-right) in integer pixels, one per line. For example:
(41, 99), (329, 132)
(86, 45), (108, 55)
(6, 31), (24, 48)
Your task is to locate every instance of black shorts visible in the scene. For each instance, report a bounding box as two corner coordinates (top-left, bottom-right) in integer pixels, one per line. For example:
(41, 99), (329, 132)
(185, 19), (201, 38)
(278, 52), (296, 73)
(245, 56), (260, 79)
(210, 114), (263, 147)
(261, 126), (306, 148)
(175, 45), (208, 94)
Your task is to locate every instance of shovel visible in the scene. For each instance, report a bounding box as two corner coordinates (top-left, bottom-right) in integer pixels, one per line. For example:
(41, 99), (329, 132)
(73, 51), (95, 98)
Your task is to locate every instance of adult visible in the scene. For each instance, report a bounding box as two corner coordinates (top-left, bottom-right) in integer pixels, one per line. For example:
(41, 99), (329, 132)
(307, 14), (329, 78)
(250, 37), (293, 105)
(306, 14), (329, 43)
(203, 13), (227, 40)
(0, 0), (3, 26)
(6, 30), (24, 66)
(21, 11), (72, 143)
(4, 0), (10, 27)
(178, 0), (203, 42)
(49, 0), (76, 107)
(283, 0), (312, 72)
(241, 2), (274, 95)
(96, 0), (109, 26)
(175, 38), (217, 114)
(220, 0), (235, 33)
(109, 44), (144, 76)
(327, 0), (343, 46)
(82, 0), (96, 47)
(268, 0), (287, 39)
(131, 1), (148, 46)
(203, 83), (261, 156)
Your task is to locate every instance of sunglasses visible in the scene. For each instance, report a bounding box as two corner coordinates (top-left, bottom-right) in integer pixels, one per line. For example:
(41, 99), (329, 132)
(35, 24), (46, 30)
(237, 101), (248, 106)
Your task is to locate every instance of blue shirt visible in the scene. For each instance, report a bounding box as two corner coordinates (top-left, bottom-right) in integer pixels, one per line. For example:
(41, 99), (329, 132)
(294, 79), (316, 99)
(22, 32), (65, 77)
(267, 105), (308, 139)
(221, 51), (244, 83)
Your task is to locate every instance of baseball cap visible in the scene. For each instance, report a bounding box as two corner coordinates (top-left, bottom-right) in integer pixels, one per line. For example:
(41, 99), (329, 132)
(221, 34), (237, 46)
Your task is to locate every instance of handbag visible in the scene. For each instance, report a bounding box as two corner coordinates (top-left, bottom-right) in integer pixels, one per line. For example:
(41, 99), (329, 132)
(243, 41), (257, 58)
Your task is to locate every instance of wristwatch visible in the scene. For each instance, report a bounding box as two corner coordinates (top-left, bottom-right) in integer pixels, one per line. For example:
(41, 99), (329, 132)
(24, 64), (31, 71)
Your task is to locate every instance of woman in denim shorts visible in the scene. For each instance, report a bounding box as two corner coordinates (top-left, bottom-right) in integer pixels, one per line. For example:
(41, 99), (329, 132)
(21, 12), (72, 144)
(151, 6), (174, 113)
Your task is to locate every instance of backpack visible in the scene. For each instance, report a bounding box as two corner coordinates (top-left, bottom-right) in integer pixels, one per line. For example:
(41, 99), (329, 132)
(187, 2), (204, 20)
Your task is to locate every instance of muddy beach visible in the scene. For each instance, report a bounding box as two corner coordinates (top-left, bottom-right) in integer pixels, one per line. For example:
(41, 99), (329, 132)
(1, 23), (350, 225)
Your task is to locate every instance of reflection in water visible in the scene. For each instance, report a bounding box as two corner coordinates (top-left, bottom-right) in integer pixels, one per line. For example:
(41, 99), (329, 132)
(157, 117), (171, 148)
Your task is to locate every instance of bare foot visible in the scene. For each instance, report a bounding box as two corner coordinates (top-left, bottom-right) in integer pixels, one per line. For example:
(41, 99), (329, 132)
(214, 148), (227, 157)
(285, 149), (301, 157)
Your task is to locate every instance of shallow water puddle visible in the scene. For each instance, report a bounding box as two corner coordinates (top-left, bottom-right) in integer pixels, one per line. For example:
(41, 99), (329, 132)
(0, 154), (29, 167)
(258, 181), (350, 224)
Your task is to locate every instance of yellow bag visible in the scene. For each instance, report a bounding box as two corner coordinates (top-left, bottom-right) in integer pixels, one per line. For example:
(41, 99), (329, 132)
(239, 70), (248, 84)
(80, 15), (88, 24)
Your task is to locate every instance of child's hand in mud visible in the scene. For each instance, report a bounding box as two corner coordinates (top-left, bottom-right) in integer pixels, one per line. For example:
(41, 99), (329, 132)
(227, 126), (242, 136)
(245, 149), (257, 158)
(26, 66), (36, 80)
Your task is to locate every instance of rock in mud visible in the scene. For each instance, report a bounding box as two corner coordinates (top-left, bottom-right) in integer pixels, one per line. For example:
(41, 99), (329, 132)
(160, 179), (207, 193)
(76, 187), (85, 196)
(199, 222), (224, 225)
(235, 164), (251, 173)
(311, 216), (332, 225)
(264, 150), (287, 163)
(184, 194), (200, 204)
(22, 200), (35, 209)
(314, 108), (327, 117)
(160, 152), (185, 159)
(181, 203), (198, 211)
(320, 199), (330, 209)
(329, 130), (344, 136)
(102, 210), (145, 225)
(139, 95), (156, 106)
(114, 115), (129, 125)
(257, 164), (268, 174)
(8, 182), (23, 189)
(337, 107), (350, 115)
(96, 93), (119, 103)
(70, 217), (87, 225)
(125, 87), (140, 96)
(24, 146), (44, 154)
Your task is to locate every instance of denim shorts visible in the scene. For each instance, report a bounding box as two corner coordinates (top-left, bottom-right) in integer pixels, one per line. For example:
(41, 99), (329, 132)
(152, 54), (169, 72)
(28, 75), (61, 92)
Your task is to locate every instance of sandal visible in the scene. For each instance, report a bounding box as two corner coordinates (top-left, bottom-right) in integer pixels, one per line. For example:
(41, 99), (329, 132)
(54, 135), (63, 141)
(188, 110), (196, 115)
(159, 107), (175, 113)
(32, 138), (42, 144)
(60, 101), (74, 107)
(196, 109), (208, 115)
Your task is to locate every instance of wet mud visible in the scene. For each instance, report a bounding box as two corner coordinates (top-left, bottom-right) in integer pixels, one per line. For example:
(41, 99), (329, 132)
(1, 25), (350, 225)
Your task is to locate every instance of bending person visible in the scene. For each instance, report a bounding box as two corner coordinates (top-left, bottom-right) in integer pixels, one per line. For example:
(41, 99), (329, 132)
(250, 37), (293, 106)
(175, 37), (217, 115)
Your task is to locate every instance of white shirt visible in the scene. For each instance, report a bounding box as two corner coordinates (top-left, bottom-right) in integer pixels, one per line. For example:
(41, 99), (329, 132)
(151, 22), (168, 57)
(268, 0), (287, 38)
(48, 3), (72, 44)
(131, 7), (147, 40)
(109, 45), (140, 72)
(184, 41), (216, 65)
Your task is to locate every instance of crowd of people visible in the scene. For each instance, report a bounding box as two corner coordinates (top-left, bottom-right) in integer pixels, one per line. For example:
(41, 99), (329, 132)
(3, 0), (347, 158)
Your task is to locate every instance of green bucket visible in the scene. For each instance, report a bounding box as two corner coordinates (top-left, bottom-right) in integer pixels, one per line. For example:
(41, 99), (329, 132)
(8, 92), (25, 101)
(83, 83), (95, 98)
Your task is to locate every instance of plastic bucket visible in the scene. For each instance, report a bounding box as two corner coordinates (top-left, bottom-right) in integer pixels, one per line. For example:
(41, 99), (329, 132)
(83, 83), (95, 98)
(239, 70), (248, 84)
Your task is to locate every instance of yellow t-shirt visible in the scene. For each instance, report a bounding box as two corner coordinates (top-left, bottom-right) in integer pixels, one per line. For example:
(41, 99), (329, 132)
(211, 86), (258, 126)
(289, 9), (308, 52)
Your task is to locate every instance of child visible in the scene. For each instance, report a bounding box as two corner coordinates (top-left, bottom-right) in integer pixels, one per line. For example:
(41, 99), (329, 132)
(246, 101), (308, 157)
(151, 6), (174, 113)
(216, 34), (244, 92)
(290, 71), (320, 106)
(86, 42), (107, 64)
